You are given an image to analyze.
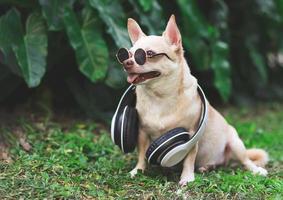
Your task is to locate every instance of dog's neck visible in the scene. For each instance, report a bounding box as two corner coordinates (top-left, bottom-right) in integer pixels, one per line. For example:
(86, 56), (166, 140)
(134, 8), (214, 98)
(136, 58), (198, 99)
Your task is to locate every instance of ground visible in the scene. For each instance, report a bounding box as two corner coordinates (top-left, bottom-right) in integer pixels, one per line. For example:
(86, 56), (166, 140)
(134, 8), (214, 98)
(0, 103), (282, 199)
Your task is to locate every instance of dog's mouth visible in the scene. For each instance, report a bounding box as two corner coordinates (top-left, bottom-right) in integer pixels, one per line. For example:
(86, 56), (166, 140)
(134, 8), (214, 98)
(127, 71), (161, 84)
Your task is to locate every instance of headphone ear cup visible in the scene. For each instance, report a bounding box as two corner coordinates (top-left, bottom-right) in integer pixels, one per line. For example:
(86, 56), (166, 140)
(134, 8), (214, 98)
(146, 127), (190, 165)
(122, 106), (139, 153)
(111, 85), (139, 153)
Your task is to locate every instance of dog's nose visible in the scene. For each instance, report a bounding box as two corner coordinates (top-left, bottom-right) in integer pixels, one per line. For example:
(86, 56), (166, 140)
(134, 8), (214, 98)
(123, 59), (134, 70)
(126, 60), (134, 66)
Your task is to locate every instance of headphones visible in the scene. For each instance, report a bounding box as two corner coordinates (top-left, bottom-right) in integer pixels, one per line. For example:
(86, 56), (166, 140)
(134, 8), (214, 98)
(111, 84), (208, 167)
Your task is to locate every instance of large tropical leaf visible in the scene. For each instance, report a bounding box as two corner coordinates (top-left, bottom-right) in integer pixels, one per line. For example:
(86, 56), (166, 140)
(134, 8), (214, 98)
(129, 0), (165, 35)
(89, 0), (130, 48)
(39, 0), (75, 31)
(12, 11), (48, 87)
(0, 9), (22, 76)
(0, 9), (21, 48)
(177, 0), (214, 70)
(177, 0), (231, 101)
(275, 0), (283, 19)
(63, 7), (108, 82)
(177, 0), (212, 38)
(138, 0), (153, 12)
(0, 9), (48, 87)
(105, 60), (127, 89)
(255, 0), (279, 21)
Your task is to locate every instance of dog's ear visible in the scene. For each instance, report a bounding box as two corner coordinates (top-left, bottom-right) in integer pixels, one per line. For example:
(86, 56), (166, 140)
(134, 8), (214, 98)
(163, 15), (182, 49)
(127, 18), (146, 44)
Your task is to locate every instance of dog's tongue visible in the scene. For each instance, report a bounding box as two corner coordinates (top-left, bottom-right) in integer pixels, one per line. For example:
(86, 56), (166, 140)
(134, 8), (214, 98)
(127, 74), (139, 83)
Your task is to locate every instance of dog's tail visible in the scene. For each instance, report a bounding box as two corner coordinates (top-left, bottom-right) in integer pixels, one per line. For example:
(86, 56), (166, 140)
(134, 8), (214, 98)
(247, 148), (269, 167)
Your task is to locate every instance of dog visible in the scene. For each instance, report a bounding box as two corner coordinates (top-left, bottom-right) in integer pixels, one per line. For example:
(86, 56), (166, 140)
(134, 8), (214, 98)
(119, 15), (268, 186)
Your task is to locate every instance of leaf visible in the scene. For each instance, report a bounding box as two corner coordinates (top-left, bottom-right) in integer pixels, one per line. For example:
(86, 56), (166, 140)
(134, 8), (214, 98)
(0, 9), (22, 75)
(177, 0), (231, 101)
(0, 9), (21, 48)
(0, 47), (21, 76)
(274, 0), (283, 19)
(255, 0), (279, 21)
(138, 0), (153, 12)
(105, 61), (127, 89)
(209, 0), (229, 32)
(39, 0), (75, 31)
(89, 0), (130, 48)
(129, 0), (165, 35)
(0, 8), (48, 87)
(177, 0), (215, 70)
(211, 41), (231, 101)
(0, 9), (22, 74)
(63, 7), (109, 82)
(12, 11), (48, 87)
(177, 0), (211, 38)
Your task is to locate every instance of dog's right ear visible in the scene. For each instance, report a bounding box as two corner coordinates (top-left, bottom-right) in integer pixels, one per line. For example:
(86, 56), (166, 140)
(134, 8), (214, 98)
(127, 18), (146, 45)
(163, 15), (182, 50)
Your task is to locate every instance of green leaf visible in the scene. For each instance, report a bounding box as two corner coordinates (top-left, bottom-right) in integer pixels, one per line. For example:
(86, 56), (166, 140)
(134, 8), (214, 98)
(63, 7), (109, 82)
(105, 62), (127, 89)
(0, 9), (22, 48)
(129, 0), (165, 35)
(0, 9), (48, 87)
(211, 41), (231, 101)
(0, 9), (22, 75)
(0, 47), (21, 76)
(275, 0), (283, 19)
(89, 0), (130, 48)
(177, 0), (231, 101)
(12, 11), (48, 87)
(177, 0), (211, 38)
(138, 0), (153, 12)
(39, 0), (75, 31)
(255, 0), (279, 21)
(177, 0), (215, 70)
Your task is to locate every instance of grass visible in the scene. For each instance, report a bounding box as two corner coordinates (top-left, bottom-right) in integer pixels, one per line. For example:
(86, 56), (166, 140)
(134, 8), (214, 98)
(0, 103), (283, 199)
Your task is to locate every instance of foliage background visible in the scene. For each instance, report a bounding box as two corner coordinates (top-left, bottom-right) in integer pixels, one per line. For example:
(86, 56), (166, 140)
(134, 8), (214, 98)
(0, 0), (283, 121)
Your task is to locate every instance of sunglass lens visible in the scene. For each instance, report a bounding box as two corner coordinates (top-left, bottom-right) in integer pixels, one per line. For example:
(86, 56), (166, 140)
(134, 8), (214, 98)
(134, 48), (146, 65)
(117, 48), (129, 63)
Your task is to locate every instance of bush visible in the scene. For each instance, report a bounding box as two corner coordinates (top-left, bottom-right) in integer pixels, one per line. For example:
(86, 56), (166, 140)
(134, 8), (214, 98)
(0, 0), (282, 120)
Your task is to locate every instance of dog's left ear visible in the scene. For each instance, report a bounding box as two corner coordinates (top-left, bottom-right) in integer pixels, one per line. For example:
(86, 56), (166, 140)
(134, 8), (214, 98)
(163, 15), (182, 50)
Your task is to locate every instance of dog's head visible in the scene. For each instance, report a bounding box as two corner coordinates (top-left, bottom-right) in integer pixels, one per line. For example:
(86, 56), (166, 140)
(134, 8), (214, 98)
(119, 15), (184, 85)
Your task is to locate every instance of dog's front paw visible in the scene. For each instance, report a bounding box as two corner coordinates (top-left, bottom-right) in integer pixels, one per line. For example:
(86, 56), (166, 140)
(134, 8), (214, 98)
(252, 167), (268, 176)
(129, 167), (144, 178)
(198, 166), (208, 173)
(179, 175), (195, 186)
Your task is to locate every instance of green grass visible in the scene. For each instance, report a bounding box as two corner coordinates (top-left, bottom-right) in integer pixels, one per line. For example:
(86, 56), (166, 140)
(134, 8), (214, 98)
(0, 103), (283, 199)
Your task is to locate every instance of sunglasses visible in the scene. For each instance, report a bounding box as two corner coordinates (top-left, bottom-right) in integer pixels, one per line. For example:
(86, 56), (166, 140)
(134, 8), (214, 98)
(116, 48), (172, 65)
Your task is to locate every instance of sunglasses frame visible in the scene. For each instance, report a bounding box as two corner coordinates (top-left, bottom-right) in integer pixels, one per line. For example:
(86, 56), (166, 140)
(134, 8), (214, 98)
(116, 47), (172, 65)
